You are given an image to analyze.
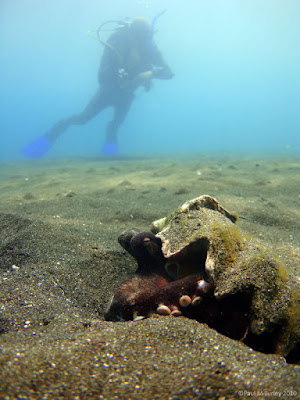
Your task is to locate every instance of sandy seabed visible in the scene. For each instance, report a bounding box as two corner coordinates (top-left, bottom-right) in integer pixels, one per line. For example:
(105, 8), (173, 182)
(0, 153), (299, 399)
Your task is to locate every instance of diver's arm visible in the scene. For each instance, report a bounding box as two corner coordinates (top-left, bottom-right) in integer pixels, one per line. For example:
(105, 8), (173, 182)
(131, 65), (172, 91)
(151, 65), (173, 80)
(129, 71), (153, 91)
(151, 45), (174, 80)
(131, 51), (173, 89)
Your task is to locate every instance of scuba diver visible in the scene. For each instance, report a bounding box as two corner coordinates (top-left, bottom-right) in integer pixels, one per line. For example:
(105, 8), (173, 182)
(22, 16), (174, 158)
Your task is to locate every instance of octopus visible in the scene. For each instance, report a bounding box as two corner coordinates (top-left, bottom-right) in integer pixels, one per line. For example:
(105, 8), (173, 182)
(105, 195), (300, 362)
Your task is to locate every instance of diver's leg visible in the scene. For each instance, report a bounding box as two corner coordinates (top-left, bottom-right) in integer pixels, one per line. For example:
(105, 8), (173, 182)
(45, 89), (108, 141)
(23, 89), (108, 158)
(102, 93), (134, 155)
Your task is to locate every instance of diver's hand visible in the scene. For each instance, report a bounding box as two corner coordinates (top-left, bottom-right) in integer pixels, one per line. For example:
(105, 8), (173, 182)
(133, 71), (153, 91)
(138, 71), (153, 81)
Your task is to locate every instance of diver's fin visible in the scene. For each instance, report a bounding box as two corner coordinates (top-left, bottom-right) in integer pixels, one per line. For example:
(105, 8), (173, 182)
(101, 142), (118, 156)
(22, 136), (52, 158)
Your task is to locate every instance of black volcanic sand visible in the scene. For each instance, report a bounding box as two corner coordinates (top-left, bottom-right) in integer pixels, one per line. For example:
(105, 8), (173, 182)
(0, 154), (299, 399)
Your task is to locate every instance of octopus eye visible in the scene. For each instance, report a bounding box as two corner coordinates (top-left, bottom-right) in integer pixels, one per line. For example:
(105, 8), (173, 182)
(143, 237), (151, 244)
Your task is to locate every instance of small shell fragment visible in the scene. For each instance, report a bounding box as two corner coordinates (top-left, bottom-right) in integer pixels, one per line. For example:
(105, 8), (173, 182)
(133, 315), (146, 322)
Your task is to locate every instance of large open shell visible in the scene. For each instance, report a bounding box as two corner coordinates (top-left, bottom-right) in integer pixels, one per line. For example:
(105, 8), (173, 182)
(151, 195), (300, 358)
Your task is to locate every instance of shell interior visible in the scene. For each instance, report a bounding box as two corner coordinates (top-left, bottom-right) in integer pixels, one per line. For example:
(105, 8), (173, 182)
(164, 238), (209, 280)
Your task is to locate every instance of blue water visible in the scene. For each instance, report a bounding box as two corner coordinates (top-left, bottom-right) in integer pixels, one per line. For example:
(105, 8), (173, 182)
(1, 0), (300, 160)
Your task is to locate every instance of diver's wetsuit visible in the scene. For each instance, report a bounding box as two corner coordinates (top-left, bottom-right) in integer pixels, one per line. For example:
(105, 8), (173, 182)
(44, 22), (174, 151)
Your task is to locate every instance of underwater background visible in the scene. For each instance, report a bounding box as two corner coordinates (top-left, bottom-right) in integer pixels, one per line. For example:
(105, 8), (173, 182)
(1, 1), (300, 395)
(1, 0), (300, 160)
